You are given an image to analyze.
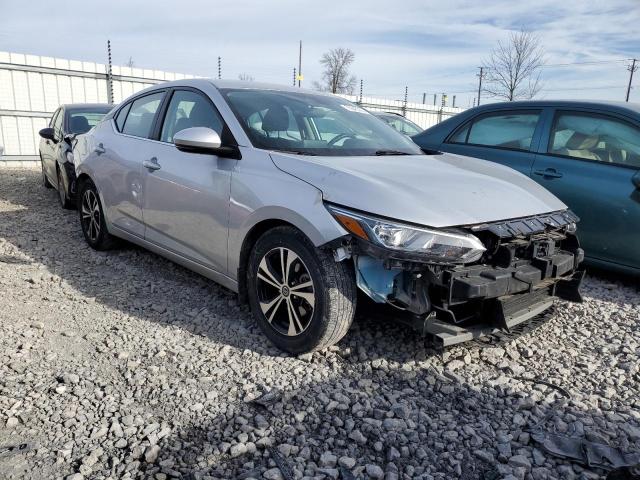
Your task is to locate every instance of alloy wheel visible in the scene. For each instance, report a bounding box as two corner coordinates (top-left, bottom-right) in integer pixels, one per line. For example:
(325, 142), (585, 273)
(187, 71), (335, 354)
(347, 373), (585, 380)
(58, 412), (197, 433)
(255, 247), (316, 336)
(81, 190), (101, 243)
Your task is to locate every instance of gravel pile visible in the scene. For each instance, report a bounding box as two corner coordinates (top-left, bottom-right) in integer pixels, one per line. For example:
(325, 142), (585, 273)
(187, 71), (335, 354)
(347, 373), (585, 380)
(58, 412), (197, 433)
(0, 169), (639, 480)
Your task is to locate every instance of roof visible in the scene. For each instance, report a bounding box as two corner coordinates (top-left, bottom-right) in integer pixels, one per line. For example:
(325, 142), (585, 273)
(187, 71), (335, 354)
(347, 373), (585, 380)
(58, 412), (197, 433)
(474, 99), (640, 116)
(138, 78), (336, 96)
(62, 103), (112, 111)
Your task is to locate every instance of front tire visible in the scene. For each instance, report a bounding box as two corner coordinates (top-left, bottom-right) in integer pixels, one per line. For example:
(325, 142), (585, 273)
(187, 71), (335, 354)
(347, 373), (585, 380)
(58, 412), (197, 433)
(247, 226), (356, 354)
(77, 179), (117, 250)
(57, 167), (73, 209)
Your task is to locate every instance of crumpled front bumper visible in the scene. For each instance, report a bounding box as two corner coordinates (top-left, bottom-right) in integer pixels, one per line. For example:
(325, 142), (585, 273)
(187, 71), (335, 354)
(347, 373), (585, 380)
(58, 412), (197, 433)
(351, 229), (584, 347)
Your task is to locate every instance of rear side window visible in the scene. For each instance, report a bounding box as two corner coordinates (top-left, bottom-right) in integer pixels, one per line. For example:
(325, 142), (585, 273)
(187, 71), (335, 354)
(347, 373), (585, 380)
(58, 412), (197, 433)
(121, 92), (164, 138)
(549, 112), (640, 168)
(115, 103), (131, 132)
(449, 111), (541, 151)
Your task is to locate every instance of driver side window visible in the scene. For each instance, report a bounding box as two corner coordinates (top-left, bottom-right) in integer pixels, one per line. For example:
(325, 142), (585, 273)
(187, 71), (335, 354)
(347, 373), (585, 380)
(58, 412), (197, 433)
(52, 109), (64, 140)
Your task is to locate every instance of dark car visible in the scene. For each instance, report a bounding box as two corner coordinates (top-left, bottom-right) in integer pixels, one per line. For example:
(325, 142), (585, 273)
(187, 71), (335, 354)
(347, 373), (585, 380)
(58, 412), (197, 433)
(373, 111), (423, 136)
(412, 100), (640, 276)
(39, 104), (112, 208)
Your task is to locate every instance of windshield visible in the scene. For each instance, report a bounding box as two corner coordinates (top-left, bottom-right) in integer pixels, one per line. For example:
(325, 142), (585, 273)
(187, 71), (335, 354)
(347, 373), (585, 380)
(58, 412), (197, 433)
(220, 88), (423, 156)
(67, 107), (111, 134)
(377, 114), (422, 136)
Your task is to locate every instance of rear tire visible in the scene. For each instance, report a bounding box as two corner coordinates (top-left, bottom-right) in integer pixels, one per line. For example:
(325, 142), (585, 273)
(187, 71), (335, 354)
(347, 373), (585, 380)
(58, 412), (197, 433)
(247, 226), (356, 354)
(77, 179), (117, 250)
(41, 157), (53, 189)
(57, 167), (73, 209)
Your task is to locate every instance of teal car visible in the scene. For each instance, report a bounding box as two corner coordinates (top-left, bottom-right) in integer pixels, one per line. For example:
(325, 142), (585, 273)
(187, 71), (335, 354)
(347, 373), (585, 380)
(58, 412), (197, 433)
(413, 100), (640, 276)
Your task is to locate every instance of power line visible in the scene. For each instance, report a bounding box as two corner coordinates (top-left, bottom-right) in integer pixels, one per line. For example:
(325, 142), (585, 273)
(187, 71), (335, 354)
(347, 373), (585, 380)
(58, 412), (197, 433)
(540, 59), (630, 68)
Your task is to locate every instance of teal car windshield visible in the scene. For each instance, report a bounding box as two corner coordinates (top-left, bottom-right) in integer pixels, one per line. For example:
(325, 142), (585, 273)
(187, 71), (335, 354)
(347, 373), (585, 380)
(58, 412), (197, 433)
(221, 88), (423, 156)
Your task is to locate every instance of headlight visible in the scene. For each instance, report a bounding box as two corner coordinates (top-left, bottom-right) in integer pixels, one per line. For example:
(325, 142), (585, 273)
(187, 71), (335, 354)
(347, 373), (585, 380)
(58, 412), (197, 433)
(327, 204), (486, 264)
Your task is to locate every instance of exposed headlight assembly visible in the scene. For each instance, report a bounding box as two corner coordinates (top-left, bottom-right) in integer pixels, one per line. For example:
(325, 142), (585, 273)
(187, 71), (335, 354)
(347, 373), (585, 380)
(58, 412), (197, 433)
(327, 204), (486, 264)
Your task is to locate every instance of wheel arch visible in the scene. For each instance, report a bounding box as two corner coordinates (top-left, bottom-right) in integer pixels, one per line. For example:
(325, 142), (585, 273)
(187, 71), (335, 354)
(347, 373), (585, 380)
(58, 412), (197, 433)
(237, 218), (300, 303)
(234, 204), (347, 303)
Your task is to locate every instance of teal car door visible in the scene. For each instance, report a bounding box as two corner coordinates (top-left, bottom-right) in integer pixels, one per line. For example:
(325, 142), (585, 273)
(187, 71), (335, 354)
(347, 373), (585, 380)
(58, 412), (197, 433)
(531, 109), (640, 272)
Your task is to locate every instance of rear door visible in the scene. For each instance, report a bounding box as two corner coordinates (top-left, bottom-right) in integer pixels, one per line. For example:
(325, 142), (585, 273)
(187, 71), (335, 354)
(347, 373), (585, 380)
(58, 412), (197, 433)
(440, 109), (544, 176)
(140, 88), (234, 274)
(98, 91), (166, 238)
(531, 109), (640, 270)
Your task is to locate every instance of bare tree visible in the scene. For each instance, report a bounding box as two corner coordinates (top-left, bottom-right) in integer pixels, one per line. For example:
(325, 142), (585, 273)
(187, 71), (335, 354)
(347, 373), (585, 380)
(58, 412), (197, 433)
(126, 57), (135, 68)
(483, 30), (545, 101)
(314, 47), (357, 94)
(238, 73), (254, 82)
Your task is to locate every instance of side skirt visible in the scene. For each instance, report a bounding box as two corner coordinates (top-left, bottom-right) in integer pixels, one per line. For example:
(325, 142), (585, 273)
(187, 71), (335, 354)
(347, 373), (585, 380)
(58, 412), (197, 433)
(109, 225), (239, 294)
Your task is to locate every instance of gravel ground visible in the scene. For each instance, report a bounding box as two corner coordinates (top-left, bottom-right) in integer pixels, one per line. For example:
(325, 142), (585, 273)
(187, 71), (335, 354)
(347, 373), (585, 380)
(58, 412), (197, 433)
(0, 168), (639, 480)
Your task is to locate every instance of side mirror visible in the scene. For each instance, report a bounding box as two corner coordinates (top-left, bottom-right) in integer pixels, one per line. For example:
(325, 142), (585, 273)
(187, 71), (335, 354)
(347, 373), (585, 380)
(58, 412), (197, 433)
(39, 127), (56, 142)
(174, 127), (241, 159)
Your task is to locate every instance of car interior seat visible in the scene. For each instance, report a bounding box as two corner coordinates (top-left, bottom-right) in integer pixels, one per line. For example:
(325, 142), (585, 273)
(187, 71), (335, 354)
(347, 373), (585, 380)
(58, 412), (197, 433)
(557, 131), (602, 161)
(70, 116), (91, 134)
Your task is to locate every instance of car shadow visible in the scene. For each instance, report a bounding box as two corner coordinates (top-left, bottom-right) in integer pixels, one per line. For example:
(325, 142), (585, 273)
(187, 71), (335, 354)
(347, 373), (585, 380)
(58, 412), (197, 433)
(102, 355), (639, 479)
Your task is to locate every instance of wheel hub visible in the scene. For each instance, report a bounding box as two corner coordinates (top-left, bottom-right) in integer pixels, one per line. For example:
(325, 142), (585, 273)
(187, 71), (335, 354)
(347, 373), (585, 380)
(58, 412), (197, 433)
(255, 247), (316, 337)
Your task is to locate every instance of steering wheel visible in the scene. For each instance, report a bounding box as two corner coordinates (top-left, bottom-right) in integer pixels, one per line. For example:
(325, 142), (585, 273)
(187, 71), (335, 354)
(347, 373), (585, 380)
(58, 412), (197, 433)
(328, 133), (358, 146)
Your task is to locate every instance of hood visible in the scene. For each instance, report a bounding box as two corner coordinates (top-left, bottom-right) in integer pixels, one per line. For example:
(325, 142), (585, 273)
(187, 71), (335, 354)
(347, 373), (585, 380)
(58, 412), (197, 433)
(270, 152), (567, 228)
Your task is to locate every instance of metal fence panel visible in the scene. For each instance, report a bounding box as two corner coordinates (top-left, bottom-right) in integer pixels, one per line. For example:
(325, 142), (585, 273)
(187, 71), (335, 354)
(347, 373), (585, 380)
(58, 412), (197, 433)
(0, 50), (464, 164)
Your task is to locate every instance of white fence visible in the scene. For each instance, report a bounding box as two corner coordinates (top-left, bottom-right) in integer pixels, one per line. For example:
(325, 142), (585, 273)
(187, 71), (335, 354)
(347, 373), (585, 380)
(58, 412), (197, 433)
(0, 51), (197, 165)
(339, 94), (464, 129)
(0, 51), (465, 166)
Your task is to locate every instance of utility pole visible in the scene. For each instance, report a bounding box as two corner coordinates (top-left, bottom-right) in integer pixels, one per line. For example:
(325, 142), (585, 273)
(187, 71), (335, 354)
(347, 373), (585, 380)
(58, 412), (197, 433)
(452, 95), (456, 108)
(107, 40), (114, 105)
(626, 59), (638, 102)
(402, 86), (408, 116)
(433, 94), (436, 106)
(298, 41), (302, 87)
(476, 66), (484, 106)
(217, 57), (221, 80)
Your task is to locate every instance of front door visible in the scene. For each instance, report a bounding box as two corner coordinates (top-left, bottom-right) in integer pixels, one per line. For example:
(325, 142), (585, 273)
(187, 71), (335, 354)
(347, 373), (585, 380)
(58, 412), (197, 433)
(141, 89), (234, 274)
(531, 109), (640, 270)
(41, 108), (62, 180)
(439, 109), (543, 176)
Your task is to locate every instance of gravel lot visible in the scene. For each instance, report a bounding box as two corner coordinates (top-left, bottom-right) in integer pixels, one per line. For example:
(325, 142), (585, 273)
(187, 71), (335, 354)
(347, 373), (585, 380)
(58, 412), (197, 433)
(0, 168), (639, 480)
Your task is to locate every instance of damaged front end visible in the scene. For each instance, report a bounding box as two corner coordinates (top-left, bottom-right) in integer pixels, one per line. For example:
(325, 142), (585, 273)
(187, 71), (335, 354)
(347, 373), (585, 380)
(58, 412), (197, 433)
(326, 204), (585, 347)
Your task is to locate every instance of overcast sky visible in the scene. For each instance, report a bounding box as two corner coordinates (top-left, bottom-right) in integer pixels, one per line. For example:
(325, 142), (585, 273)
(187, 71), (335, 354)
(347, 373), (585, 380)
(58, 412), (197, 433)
(2, 0), (639, 106)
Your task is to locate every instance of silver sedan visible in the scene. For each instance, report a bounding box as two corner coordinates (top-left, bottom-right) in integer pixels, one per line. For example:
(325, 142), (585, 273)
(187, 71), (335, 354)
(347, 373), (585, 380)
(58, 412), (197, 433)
(73, 80), (584, 353)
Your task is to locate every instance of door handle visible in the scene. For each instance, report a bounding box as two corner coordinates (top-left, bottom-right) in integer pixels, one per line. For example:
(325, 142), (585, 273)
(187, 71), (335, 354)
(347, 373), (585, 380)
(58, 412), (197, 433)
(533, 168), (563, 179)
(94, 143), (105, 155)
(143, 157), (161, 171)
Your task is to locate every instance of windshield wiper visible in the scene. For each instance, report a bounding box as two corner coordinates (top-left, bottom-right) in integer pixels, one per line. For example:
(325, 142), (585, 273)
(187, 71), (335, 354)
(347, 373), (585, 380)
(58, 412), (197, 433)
(279, 150), (317, 156)
(374, 150), (412, 156)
